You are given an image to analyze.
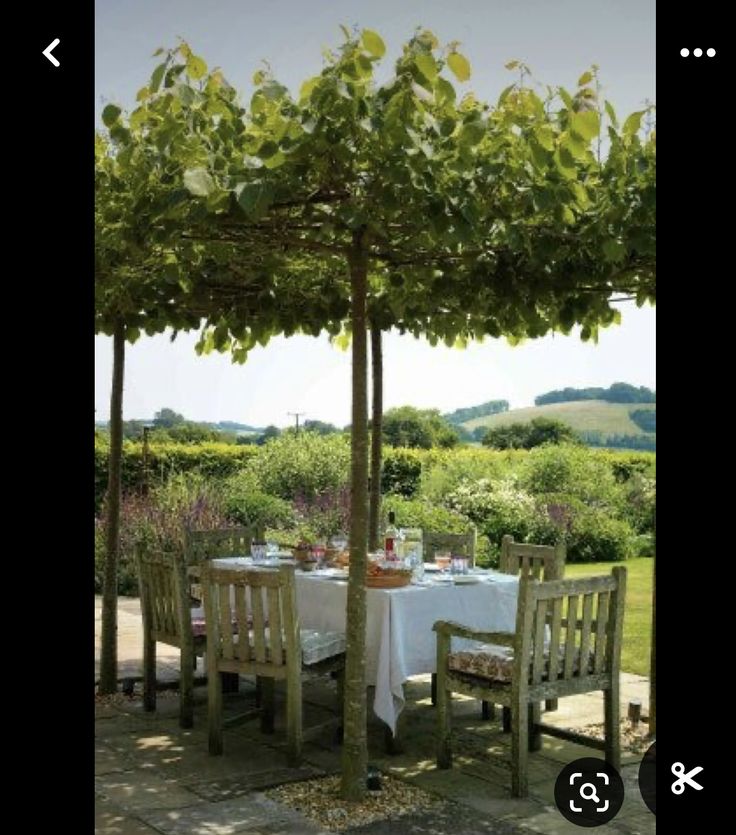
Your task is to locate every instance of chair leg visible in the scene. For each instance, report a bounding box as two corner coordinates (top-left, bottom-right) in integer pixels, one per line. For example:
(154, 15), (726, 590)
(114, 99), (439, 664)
(502, 706), (511, 733)
(604, 686), (620, 770)
(222, 672), (240, 694)
(431, 672), (437, 705)
(529, 703), (542, 752)
(286, 673), (302, 767)
(259, 676), (275, 735)
(511, 702), (529, 798)
(179, 645), (194, 729)
(545, 698), (558, 712)
(207, 667), (223, 755)
(436, 682), (452, 769)
(142, 629), (156, 712)
(481, 701), (495, 720)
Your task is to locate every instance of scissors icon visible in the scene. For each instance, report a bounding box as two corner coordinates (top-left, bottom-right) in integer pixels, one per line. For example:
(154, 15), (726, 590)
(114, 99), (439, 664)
(671, 762), (703, 794)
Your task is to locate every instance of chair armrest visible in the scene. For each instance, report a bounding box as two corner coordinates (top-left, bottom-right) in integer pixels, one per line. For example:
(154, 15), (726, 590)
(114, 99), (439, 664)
(433, 620), (514, 646)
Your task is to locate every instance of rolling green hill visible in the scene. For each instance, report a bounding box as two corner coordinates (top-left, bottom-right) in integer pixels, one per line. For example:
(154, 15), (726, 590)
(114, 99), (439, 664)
(462, 400), (656, 436)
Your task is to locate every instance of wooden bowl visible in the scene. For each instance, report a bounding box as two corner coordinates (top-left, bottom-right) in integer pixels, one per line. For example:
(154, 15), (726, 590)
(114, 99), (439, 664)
(365, 570), (412, 589)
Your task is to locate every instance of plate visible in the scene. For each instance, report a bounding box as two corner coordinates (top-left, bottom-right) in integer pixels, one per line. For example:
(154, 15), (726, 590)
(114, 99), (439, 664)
(320, 568), (349, 579)
(423, 563), (441, 572)
(453, 575), (481, 585)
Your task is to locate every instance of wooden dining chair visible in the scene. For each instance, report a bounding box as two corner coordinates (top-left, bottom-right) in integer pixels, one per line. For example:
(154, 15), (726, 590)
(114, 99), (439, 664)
(201, 562), (345, 766)
(434, 567), (626, 797)
(497, 535), (566, 718)
(184, 525), (261, 568)
(425, 527), (478, 709)
(136, 544), (205, 728)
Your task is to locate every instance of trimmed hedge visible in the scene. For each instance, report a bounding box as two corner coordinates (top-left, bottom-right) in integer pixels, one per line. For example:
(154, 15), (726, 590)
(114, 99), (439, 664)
(94, 439), (258, 512)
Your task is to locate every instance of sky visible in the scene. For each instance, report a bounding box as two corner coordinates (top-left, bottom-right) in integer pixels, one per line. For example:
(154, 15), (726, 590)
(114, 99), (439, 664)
(94, 0), (656, 427)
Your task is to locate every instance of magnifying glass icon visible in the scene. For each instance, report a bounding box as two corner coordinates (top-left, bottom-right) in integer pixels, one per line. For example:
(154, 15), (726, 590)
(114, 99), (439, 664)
(579, 783), (600, 804)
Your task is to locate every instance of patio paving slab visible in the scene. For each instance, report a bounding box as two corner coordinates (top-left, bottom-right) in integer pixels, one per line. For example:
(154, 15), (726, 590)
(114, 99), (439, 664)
(96, 596), (655, 835)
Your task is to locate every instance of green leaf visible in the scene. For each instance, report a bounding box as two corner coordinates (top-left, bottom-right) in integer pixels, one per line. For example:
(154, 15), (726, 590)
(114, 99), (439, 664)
(415, 53), (438, 81)
(434, 77), (456, 106)
(183, 168), (216, 197)
(578, 71), (593, 86)
(299, 76), (320, 102)
(126, 326), (141, 344)
(459, 120), (486, 146)
(361, 29), (386, 58)
(602, 239), (626, 262)
(101, 104), (121, 127)
(570, 109), (600, 141)
(252, 69), (265, 86)
(186, 55), (207, 80)
(533, 125), (555, 151)
(623, 110), (645, 136)
(236, 181), (275, 220)
(447, 52), (471, 82)
(558, 87), (574, 110)
(604, 100), (618, 127)
(505, 60), (520, 70)
(136, 86), (150, 102)
(150, 62), (166, 93)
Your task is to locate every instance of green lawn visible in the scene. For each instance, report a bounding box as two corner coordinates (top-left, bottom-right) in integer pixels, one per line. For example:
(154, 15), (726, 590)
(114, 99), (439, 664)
(565, 557), (653, 676)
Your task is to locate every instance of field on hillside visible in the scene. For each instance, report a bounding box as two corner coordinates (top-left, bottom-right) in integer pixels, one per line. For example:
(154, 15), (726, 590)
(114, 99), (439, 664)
(463, 400), (655, 436)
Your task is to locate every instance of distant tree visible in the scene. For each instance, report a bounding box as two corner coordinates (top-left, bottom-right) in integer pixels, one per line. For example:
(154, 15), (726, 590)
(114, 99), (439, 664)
(381, 406), (459, 449)
(257, 425), (281, 445)
(536, 383), (655, 406)
(167, 422), (223, 443)
(630, 408), (656, 432)
(153, 408), (186, 428)
(303, 419), (340, 435)
(482, 417), (579, 449)
(443, 399), (510, 424)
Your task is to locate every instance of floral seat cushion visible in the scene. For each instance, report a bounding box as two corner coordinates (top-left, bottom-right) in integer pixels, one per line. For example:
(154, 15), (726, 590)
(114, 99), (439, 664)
(230, 629), (345, 666)
(447, 642), (592, 683)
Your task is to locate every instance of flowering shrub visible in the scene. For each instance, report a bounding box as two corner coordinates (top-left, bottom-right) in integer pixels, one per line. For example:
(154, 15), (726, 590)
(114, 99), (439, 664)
(94, 474), (231, 595)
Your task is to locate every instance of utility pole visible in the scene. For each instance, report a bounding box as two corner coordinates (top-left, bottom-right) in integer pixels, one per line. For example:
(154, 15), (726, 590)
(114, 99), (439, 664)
(287, 412), (305, 436)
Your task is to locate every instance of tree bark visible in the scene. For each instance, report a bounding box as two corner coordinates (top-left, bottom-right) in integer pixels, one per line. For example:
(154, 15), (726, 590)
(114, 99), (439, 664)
(99, 319), (125, 694)
(341, 235), (369, 800)
(368, 325), (383, 551)
(649, 524), (655, 736)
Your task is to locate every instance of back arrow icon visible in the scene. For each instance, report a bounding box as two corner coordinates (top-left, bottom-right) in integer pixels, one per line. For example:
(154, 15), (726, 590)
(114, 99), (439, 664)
(43, 38), (60, 67)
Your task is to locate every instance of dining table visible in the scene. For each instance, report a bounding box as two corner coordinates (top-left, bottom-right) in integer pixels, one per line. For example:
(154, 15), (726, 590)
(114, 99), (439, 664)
(207, 557), (521, 736)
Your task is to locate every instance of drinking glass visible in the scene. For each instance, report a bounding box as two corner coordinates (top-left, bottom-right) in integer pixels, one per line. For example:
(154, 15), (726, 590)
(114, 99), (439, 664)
(251, 541), (267, 564)
(435, 551), (451, 578)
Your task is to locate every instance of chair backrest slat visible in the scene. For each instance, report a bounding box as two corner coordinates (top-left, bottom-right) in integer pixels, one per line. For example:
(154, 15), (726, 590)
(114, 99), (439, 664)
(234, 584), (250, 662)
(219, 584), (234, 660)
(500, 535), (565, 581)
(531, 599), (547, 684)
(547, 597), (563, 683)
(267, 586), (284, 667)
(594, 591), (611, 674)
(514, 567), (626, 688)
(563, 594), (579, 679)
(251, 585), (267, 663)
(579, 593), (595, 675)
(423, 529), (477, 566)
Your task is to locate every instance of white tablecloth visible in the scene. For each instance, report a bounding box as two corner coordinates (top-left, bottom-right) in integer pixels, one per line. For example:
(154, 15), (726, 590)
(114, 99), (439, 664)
(210, 559), (519, 734)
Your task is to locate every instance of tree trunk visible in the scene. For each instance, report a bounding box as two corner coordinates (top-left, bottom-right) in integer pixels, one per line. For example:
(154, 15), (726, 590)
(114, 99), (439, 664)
(368, 325), (383, 551)
(649, 525), (655, 736)
(341, 236), (369, 800)
(98, 320), (125, 694)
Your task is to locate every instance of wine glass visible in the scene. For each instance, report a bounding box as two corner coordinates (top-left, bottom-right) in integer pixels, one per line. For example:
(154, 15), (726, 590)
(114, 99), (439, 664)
(435, 551), (451, 580)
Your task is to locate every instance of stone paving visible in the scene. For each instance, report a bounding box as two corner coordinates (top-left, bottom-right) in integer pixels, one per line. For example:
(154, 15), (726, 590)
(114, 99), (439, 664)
(95, 597), (654, 835)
